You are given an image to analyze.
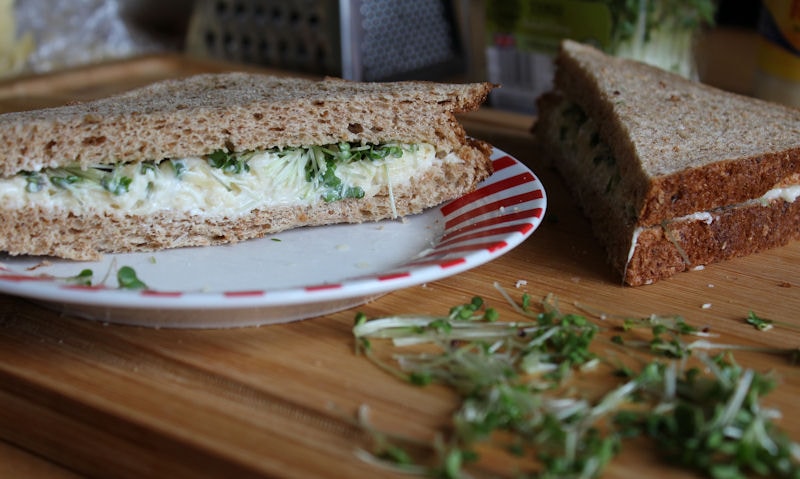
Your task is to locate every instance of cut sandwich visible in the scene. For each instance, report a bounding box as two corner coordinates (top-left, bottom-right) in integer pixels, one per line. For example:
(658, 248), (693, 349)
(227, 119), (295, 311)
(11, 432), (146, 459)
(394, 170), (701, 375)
(0, 73), (494, 260)
(533, 40), (800, 286)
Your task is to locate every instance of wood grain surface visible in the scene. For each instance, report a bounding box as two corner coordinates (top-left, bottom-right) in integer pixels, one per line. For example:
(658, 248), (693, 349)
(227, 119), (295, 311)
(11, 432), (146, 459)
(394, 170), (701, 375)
(0, 55), (798, 478)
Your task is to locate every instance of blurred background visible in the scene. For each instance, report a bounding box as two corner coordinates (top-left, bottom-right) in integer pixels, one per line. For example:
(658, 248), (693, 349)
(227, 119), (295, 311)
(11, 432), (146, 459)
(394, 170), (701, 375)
(0, 0), (791, 113)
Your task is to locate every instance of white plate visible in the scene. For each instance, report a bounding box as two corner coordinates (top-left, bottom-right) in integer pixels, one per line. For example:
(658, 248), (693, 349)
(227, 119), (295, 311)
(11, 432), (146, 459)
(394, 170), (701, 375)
(0, 147), (546, 328)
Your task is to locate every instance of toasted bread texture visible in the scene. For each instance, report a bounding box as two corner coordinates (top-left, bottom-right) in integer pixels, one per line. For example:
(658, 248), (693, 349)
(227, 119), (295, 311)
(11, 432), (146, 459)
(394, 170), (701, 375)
(533, 40), (800, 285)
(0, 74), (495, 260)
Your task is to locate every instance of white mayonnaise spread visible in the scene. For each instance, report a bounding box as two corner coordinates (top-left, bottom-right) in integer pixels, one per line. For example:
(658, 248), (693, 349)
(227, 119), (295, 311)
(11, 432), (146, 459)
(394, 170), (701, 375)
(759, 184), (800, 204)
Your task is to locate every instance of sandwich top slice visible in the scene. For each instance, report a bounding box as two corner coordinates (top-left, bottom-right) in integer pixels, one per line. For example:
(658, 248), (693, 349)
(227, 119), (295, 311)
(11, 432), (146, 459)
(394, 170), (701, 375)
(0, 73), (494, 260)
(533, 39), (800, 286)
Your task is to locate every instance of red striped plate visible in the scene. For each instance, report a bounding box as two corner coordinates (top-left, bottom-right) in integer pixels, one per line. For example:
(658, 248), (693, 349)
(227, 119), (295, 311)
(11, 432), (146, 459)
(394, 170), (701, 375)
(0, 147), (546, 328)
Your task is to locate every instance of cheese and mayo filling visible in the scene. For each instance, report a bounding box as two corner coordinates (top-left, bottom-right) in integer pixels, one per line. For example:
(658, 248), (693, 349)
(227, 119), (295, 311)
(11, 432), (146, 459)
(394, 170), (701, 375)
(0, 142), (459, 216)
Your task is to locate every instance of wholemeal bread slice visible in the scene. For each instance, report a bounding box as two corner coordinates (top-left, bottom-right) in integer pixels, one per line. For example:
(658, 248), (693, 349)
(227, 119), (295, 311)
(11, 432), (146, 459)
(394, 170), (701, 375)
(0, 73), (494, 260)
(533, 39), (800, 285)
(0, 73), (492, 175)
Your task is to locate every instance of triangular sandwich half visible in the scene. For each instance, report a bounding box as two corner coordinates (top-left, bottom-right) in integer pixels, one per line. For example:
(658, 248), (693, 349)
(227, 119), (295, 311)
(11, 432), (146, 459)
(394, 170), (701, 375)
(0, 73), (494, 260)
(533, 40), (800, 285)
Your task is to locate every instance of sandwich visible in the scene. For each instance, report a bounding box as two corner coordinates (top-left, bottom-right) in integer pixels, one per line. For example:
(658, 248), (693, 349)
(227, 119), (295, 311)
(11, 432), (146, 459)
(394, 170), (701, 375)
(0, 73), (494, 260)
(533, 40), (800, 286)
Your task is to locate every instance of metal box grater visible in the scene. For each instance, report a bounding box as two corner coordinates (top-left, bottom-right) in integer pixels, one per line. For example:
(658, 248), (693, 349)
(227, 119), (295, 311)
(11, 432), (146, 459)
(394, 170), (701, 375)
(186, 0), (466, 81)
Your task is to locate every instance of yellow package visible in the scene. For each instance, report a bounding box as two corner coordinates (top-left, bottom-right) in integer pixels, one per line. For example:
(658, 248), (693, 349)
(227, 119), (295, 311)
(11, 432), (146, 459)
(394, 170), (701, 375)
(0, 0), (34, 78)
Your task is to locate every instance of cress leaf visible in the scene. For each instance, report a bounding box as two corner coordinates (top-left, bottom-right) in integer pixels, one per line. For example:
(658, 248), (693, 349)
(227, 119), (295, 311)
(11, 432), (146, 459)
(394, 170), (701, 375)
(117, 266), (148, 290)
(64, 268), (94, 286)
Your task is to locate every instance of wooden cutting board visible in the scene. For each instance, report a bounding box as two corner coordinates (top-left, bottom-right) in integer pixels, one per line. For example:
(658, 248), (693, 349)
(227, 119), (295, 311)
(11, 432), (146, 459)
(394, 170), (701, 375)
(0, 55), (798, 479)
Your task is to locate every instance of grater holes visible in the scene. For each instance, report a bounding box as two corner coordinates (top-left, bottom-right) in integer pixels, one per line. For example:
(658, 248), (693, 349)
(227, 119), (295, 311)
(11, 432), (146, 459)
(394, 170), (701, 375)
(233, 1), (247, 18)
(204, 30), (216, 49)
(295, 42), (308, 62)
(277, 38), (289, 62)
(253, 4), (265, 22)
(187, 0), (346, 77)
(214, 0), (227, 15)
(359, 0), (459, 80)
(240, 34), (254, 61)
(269, 6), (283, 24)
(258, 37), (270, 60)
(223, 31), (236, 54)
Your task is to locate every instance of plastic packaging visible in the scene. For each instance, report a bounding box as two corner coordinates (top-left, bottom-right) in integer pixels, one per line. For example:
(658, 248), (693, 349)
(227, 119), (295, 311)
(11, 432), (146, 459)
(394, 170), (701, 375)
(12, 0), (188, 75)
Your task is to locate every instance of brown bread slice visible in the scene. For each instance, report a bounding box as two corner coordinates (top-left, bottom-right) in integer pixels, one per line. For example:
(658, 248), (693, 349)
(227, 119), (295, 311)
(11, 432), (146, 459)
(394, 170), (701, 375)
(0, 73), (493, 175)
(533, 40), (800, 285)
(0, 74), (494, 260)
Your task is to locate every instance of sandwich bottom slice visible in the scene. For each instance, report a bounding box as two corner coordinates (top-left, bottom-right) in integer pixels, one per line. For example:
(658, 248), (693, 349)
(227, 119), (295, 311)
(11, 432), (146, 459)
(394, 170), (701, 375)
(0, 73), (496, 261)
(534, 40), (800, 286)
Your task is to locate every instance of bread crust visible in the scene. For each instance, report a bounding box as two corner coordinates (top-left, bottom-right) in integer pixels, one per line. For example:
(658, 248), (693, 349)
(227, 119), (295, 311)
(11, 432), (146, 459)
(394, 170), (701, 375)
(0, 74), (495, 176)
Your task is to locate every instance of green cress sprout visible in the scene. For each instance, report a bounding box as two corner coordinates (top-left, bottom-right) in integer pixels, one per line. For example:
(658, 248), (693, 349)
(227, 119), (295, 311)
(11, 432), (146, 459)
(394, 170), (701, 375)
(486, 1), (714, 79)
(298, 142), (410, 202)
(352, 285), (800, 479)
(52, 264), (148, 290)
(116, 266), (148, 290)
(63, 268), (94, 286)
(59, 165), (132, 195)
(204, 142), (414, 202)
(206, 149), (252, 174)
(746, 312), (774, 332)
(605, 0), (716, 78)
(21, 142), (415, 203)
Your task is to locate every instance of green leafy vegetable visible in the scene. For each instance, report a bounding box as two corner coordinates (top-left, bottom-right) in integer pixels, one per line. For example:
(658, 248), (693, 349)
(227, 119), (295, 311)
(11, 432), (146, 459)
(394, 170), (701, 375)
(296, 142), (412, 202)
(140, 162), (158, 175)
(116, 266), (148, 290)
(22, 171), (46, 192)
(49, 170), (83, 189)
(617, 354), (800, 479)
(64, 268), (94, 286)
(169, 159), (187, 178)
(20, 142), (417, 204)
(101, 173), (133, 195)
(23, 164), (134, 195)
(746, 311), (774, 332)
(207, 149), (251, 174)
(603, 0), (716, 77)
(306, 155), (365, 202)
(353, 288), (800, 479)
